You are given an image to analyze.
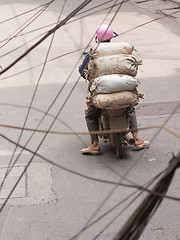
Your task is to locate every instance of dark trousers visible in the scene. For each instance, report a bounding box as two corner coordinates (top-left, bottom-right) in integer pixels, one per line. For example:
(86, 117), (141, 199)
(85, 105), (138, 143)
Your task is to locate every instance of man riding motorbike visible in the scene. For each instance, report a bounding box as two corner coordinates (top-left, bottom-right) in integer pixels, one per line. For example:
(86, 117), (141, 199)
(79, 24), (149, 155)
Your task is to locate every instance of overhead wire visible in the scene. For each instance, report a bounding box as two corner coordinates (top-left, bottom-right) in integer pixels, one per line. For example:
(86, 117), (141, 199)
(1, 7), (179, 81)
(0, 1), (54, 50)
(3, 0), (66, 184)
(0, 0), (125, 193)
(0, 0), (179, 199)
(3, 0), (179, 47)
(113, 154), (180, 240)
(0, 1), (53, 25)
(89, 102), (180, 238)
(0, 0), (178, 193)
(63, 2), (180, 238)
(0, 0), (104, 200)
(0, 0), (179, 238)
(0, 0), (116, 59)
(66, 1), (139, 238)
(93, 156), (180, 240)
(0, 0), (155, 221)
(0, 0), (116, 45)
(70, 166), (166, 240)
(0, 0), (93, 76)
(0, 0), (94, 209)
(0, 0), (179, 216)
(87, 168), (167, 240)
(0, 132), (179, 211)
(0, 48), (84, 81)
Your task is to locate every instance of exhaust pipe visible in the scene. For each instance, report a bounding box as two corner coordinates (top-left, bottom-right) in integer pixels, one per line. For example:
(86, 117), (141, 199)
(124, 134), (135, 145)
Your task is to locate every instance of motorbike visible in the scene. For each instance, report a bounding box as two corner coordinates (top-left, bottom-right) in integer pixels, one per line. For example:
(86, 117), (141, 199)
(98, 107), (135, 159)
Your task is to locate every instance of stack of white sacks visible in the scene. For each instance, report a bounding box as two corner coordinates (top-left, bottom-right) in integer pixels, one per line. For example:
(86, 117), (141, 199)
(86, 42), (143, 109)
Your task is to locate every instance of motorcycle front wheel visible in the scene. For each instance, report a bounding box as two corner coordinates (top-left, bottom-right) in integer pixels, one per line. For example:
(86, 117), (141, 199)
(114, 133), (124, 159)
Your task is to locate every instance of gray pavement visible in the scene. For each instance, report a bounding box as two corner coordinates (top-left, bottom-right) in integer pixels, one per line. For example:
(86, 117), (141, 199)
(170, 0), (180, 4)
(0, 0), (180, 240)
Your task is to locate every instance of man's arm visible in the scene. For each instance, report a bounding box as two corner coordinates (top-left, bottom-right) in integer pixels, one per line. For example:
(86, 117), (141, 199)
(78, 55), (89, 79)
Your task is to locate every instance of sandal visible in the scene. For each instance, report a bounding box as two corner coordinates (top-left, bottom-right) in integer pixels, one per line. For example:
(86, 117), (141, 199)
(135, 141), (150, 149)
(81, 147), (100, 155)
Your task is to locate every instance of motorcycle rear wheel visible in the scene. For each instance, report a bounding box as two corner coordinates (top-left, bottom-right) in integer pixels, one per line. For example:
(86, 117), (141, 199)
(114, 133), (124, 159)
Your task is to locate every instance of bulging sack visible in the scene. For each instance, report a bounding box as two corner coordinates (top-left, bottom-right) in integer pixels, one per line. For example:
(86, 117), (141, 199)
(90, 74), (139, 94)
(92, 91), (139, 109)
(88, 42), (134, 57)
(88, 54), (142, 78)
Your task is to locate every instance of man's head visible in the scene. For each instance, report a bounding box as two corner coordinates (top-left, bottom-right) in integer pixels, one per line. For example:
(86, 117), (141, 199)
(96, 24), (114, 42)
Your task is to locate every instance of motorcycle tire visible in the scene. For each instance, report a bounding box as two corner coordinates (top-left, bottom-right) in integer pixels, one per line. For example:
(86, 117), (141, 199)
(114, 133), (124, 159)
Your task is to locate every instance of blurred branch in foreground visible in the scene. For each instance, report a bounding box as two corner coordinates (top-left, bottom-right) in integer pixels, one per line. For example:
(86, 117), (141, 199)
(113, 152), (180, 240)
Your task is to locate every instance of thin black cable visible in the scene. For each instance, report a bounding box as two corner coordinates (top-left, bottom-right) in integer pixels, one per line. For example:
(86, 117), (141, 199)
(0, 1), (53, 25)
(91, 169), (167, 240)
(0, 5), (179, 240)
(0, 30), (98, 197)
(0, 27), (46, 58)
(113, 154), (180, 240)
(70, 168), (165, 240)
(0, 102), (85, 145)
(0, 1), (53, 49)
(92, 172), (164, 239)
(1, 1), (179, 62)
(0, 0), (92, 76)
(0, 0), (107, 198)
(93, 103), (180, 239)
(0, 132), (179, 214)
(0, 0), (179, 198)
(114, 9), (180, 37)
(0, 0), (114, 45)
(1, 0), (67, 194)
(0, 0), (93, 208)
(0, 102), (87, 193)
(2, 0), (177, 230)
(3, 1), (179, 80)
(0, 48), (84, 81)
(66, 2), (180, 238)
(1, 2), (178, 71)
(1, 0), (179, 234)
(0, 1), (55, 192)
(71, 1), (129, 237)
(0, 0), (116, 60)
(0, 38), (95, 195)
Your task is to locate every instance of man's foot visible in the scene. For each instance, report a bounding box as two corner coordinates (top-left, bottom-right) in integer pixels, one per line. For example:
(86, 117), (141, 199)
(81, 147), (100, 155)
(81, 142), (100, 155)
(134, 140), (150, 149)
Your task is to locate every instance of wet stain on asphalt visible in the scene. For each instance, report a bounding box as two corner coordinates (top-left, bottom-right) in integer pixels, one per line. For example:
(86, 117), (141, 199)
(136, 101), (180, 116)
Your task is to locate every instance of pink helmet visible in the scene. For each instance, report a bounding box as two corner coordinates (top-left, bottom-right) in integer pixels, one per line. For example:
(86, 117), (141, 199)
(96, 24), (114, 42)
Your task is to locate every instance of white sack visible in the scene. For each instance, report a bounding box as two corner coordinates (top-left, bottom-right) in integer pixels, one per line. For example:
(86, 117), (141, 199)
(88, 54), (142, 78)
(89, 42), (134, 57)
(92, 91), (139, 109)
(90, 74), (139, 94)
